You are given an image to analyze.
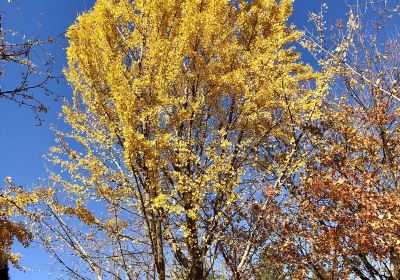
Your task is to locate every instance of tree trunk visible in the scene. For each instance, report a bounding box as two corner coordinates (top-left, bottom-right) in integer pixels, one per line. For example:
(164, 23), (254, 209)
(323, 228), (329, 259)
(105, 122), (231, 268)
(186, 215), (204, 280)
(0, 258), (10, 280)
(155, 218), (166, 280)
(187, 260), (204, 280)
(390, 252), (399, 280)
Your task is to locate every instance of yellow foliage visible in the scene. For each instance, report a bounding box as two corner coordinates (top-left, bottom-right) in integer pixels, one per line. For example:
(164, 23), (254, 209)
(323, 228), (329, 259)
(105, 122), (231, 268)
(46, 0), (325, 277)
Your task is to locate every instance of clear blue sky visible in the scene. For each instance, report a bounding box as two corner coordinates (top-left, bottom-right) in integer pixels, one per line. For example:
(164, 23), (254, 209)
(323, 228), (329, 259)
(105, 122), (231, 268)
(0, 1), (355, 279)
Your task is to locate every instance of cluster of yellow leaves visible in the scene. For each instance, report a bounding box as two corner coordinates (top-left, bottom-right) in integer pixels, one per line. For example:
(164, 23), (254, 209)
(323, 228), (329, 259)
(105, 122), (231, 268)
(54, 0), (324, 246)
(0, 178), (39, 267)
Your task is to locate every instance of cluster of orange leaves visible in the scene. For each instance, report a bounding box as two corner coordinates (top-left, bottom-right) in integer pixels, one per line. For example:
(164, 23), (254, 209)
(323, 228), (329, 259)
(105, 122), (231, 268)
(268, 94), (400, 278)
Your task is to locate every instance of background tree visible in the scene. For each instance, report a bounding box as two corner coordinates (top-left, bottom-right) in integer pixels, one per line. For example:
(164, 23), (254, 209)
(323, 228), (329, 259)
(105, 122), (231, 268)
(258, 1), (400, 279)
(0, 6), (56, 124)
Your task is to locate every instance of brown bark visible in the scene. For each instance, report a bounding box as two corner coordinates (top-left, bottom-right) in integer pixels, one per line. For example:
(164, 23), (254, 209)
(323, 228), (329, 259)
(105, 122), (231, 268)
(0, 257), (10, 280)
(155, 218), (166, 280)
(186, 214), (204, 280)
(390, 252), (400, 280)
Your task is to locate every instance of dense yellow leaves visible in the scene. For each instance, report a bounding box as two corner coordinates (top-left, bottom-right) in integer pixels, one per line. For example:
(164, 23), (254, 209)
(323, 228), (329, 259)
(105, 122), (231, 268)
(44, 0), (325, 278)
(63, 0), (322, 193)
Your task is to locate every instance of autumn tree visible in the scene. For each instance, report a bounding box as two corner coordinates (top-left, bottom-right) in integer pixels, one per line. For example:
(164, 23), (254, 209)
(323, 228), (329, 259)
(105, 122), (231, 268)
(259, 1), (400, 279)
(25, 0), (326, 279)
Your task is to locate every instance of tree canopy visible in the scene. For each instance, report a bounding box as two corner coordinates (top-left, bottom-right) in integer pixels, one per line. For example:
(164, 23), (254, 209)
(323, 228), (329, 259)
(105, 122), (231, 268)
(42, 0), (326, 278)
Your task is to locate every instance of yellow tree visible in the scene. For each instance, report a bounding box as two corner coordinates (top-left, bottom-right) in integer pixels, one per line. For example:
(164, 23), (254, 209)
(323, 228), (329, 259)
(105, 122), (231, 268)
(35, 0), (324, 279)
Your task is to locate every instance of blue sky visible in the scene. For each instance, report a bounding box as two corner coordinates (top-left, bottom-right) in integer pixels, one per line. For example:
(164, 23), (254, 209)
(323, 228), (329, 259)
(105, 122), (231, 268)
(0, 1), (352, 279)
